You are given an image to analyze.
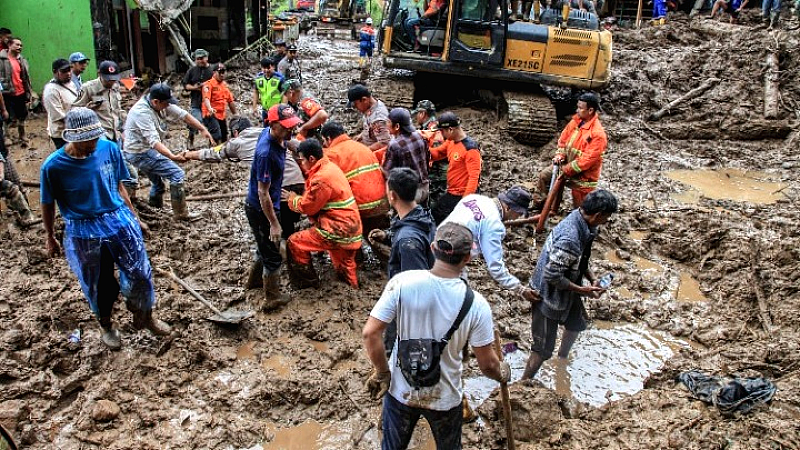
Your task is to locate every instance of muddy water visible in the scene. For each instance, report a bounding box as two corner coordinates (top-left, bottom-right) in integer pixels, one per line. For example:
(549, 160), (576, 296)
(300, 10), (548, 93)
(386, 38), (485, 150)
(466, 322), (687, 407)
(666, 169), (787, 205)
(675, 271), (707, 303)
(254, 418), (436, 450)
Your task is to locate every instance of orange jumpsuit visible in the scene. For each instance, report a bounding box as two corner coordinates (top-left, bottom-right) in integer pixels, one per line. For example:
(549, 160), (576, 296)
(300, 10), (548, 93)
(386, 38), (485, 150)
(553, 113), (607, 206)
(324, 134), (389, 235)
(287, 156), (363, 288)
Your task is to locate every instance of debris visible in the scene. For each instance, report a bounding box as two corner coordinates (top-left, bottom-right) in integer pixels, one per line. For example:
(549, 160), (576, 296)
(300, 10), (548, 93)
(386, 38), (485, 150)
(678, 370), (777, 415)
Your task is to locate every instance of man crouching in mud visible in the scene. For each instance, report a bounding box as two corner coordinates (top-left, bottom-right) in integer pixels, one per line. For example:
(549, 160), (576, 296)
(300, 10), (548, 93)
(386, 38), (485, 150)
(522, 189), (618, 380)
(41, 108), (170, 350)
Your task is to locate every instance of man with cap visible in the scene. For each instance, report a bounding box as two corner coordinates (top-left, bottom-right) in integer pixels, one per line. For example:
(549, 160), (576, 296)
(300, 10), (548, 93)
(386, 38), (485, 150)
(73, 60), (138, 197)
(182, 49), (213, 148)
(383, 107), (429, 203)
(252, 57), (284, 121)
(348, 84), (391, 151)
(363, 221), (511, 449)
(281, 138), (363, 289)
(68, 52), (90, 92)
(43, 58), (79, 149)
(522, 189), (618, 380)
(441, 187), (540, 300)
(245, 104), (302, 310)
(123, 82), (214, 220)
(429, 111), (482, 224)
(412, 100), (448, 211)
(281, 78), (328, 141)
(0, 37), (32, 147)
(41, 108), (170, 350)
(201, 62), (237, 143)
(534, 92), (607, 210)
(277, 44), (302, 83)
(269, 39), (288, 63)
(358, 18), (376, 68)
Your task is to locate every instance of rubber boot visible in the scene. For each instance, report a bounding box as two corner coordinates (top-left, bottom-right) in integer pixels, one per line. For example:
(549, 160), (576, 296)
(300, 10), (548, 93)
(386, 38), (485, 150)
(149, 191), (164, 208)
(7, 187), (37, 227)
(124, 184), (138, 202)
(523, 1), (532, 20)
(770, 11), (780, 28)
(659, 17), (666, 25)
(98, 316), (122, 350)
(170, 183), (201, 221)
(245, 259), (264, 289)
(132, 309), (172, 335)
(18, 125), (28, 147)
(262, 271), (291, 311)
(287, 252), (320, 290)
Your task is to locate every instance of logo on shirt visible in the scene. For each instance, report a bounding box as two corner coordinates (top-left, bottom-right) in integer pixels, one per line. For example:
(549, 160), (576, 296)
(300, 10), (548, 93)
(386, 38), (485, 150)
(462, 199), (484, 221)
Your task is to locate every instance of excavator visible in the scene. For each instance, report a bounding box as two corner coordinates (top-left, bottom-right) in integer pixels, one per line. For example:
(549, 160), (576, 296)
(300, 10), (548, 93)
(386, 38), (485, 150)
(376, 0), (612, 146)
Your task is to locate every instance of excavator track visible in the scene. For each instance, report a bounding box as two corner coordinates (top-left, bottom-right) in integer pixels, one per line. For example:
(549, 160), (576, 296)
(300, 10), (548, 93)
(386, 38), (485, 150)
(368, 74), (415, 110)
(504, 91), (558, 148)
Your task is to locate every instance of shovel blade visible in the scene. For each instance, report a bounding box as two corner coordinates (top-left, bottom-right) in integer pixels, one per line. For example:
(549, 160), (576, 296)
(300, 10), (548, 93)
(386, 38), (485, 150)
(206, 309), (254, 325)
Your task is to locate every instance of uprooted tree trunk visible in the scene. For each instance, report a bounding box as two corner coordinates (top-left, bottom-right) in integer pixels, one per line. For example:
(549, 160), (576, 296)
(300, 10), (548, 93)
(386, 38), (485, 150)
(648, 78), (719, 122)
(764, 51), (781, 119)
(650, 119), (793, 140)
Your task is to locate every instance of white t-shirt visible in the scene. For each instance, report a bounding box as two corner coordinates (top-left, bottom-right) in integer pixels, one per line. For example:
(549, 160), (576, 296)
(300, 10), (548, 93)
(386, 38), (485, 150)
(370, 270), (495, 411)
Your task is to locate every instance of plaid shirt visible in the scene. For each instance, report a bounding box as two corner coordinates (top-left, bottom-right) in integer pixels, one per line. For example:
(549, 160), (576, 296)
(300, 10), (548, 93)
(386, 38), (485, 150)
(383, 130), (429, 182)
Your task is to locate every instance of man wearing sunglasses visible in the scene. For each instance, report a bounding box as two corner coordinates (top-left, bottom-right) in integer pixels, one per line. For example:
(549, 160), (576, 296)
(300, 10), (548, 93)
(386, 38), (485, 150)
(42, 58), (79, 149)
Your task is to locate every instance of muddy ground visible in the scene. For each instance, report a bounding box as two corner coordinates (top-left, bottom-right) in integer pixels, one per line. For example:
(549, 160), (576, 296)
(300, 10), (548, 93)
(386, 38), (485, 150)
(2, 12), (800, 450)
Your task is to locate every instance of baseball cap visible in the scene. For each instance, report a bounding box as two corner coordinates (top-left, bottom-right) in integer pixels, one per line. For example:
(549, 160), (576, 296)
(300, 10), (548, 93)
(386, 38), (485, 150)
(273, 39), (286, 47)
(69, 52), (90, 63)
(92, 22), (104, 30)
(149, 83), (179, 105)
(98, 60), (121, 81)
(437, 111), (460, 128)
(365, 17), (373, 24)
(281, 78), (302, 94)
(193, 48), (209, 58)
(433, 222), (473, 261)
(388, 108), (415, 134)
(288, 44), (298, 52)
(347, 84), (371, 107)
(52, 58), (71, 72)
(267, 104), (302, 129)
(498, 186), (532, 217)
(411, 100), (436, 115)
(212, 62), (226, 72)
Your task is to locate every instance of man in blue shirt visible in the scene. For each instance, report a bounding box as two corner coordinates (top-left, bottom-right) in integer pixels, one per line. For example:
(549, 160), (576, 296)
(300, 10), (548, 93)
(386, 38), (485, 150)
(522, 189), (618, 380)
(245, 104), (301, 310)
(40, 108), (169, 350)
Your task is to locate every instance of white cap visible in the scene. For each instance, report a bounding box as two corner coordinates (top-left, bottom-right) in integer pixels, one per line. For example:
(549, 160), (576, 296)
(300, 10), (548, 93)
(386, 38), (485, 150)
(365, 17), (373, 24)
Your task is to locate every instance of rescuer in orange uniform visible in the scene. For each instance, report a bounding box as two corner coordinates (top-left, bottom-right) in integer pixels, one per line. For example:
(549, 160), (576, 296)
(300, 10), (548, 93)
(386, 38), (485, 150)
(320, 121), (389, 237)
(534, 92), (607, 209)
(282, 138), (364, 289)
(429, 111), (483, 224)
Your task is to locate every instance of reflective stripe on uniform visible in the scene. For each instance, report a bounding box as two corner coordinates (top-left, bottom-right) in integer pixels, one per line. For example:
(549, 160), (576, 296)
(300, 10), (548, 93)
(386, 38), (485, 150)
(358, 197), (387, 211)
(322, 197), (356, 210)
(315, 227), (363, 244)
(344, 163), (380, 180)
(570, 179), (598, 188)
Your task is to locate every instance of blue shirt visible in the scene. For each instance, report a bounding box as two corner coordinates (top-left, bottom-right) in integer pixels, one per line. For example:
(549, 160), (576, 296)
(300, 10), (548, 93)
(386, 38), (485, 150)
(40, 138), (130, 220)
(247, 129), (285, 212)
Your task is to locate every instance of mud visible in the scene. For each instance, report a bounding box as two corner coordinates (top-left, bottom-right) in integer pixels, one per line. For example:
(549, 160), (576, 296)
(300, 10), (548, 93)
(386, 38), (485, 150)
(2, 13), (800, 450)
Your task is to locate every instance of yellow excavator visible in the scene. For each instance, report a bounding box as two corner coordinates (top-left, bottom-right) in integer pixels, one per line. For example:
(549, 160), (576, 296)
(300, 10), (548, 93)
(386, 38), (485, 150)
(376, 0), (612, 146)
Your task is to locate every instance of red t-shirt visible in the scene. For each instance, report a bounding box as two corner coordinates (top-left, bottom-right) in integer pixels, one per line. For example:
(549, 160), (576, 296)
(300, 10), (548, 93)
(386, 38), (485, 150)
(8, 56), (24, 96)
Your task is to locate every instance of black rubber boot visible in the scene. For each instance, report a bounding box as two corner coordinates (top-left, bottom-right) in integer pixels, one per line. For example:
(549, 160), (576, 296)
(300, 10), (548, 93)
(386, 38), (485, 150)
(170, 183), (200, 221)
(98, 316), (121, 350)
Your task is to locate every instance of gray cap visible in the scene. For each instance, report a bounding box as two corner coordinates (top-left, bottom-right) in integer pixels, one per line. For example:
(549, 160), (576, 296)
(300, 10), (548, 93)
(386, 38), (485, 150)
(498, 186), (532, 217)
(62, 108), (105, 142)
(193, 48), (209, 58)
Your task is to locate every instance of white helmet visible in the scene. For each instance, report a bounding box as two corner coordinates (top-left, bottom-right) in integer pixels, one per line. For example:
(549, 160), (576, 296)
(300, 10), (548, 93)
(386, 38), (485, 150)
(365, 17), (373, 24)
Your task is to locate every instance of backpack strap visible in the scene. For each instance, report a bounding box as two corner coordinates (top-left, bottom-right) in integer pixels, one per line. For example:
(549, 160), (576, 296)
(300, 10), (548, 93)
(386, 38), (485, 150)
(442, 281), (473, 343)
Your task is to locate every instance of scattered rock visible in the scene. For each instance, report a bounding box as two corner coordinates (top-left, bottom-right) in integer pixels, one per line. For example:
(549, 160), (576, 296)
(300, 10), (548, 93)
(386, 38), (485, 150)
(91, 400), (120, 422)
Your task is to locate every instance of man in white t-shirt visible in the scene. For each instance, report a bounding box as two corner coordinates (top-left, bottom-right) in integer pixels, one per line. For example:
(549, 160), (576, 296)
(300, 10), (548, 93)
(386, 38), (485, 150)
(363, 222), (510, 449)
(441, 186), (539, 302)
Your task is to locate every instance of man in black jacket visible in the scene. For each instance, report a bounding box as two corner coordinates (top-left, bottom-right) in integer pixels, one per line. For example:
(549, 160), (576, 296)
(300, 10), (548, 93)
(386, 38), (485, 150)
(368, 167), (436, 352)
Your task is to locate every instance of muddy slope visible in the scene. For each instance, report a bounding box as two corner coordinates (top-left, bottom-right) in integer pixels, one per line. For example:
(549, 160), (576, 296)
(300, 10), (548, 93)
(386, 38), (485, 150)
(2, 16), (799, 449)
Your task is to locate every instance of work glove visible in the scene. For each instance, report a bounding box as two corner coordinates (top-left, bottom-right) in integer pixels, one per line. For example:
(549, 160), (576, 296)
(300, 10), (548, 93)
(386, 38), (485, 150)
(498, 361), (512, 383)
(366, 369), (391, 400)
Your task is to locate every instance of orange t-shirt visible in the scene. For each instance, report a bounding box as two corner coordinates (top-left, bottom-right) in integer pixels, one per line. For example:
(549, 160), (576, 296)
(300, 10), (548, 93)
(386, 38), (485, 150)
(430, 136), (482, 196)
(201, 77), (234, 120)
(9, 56), (24, 95)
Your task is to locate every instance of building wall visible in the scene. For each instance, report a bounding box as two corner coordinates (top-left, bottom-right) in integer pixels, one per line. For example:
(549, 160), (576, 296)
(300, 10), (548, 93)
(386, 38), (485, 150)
(2, 0), (97, 94)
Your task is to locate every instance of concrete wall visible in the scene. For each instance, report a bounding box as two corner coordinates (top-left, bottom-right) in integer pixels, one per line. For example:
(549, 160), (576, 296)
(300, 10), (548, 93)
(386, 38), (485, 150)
(2, 0), (98, 94)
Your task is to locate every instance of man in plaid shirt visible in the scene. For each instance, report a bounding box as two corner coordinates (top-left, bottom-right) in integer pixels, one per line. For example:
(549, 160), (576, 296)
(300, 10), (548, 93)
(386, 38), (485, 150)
(383, 108), (430, 203)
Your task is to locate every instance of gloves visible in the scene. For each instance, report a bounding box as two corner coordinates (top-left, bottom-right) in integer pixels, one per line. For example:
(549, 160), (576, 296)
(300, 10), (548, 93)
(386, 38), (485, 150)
(366, 369), (391, 400)
(498, 361), (511, 383)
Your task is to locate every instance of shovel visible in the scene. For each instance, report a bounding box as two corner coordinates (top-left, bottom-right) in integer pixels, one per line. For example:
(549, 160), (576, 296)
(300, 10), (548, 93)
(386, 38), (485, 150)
(156, 268), (254, 325)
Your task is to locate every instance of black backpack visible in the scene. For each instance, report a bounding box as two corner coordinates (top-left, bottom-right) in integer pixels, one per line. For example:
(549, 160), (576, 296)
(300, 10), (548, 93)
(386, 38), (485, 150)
(396, 281), (474, 389)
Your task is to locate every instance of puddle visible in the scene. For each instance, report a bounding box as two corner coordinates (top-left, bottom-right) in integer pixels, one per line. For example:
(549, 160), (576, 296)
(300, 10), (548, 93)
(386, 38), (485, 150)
(255, 418), (434, 450)
(675, 272), (707, 303)
(465, 322), (687, 407)
(604, 250), (663, 275)
(666, 169), (787, 205)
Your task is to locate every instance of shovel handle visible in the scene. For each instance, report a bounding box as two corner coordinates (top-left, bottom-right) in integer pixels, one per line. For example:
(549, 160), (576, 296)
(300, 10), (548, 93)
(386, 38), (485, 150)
(155, 268), (226, 316)
(493, 330), (516, 450)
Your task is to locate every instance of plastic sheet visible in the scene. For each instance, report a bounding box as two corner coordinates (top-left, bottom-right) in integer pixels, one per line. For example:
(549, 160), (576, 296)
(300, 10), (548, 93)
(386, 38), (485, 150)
(63, 207), (155, 316)
(678, 370), (777, 415)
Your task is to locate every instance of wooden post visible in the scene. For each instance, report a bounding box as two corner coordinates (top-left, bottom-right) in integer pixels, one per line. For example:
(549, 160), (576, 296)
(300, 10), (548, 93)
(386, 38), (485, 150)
(493, 331), (516, 450)
(131, 9), (145, 74)
(636, 0), (644, 28)
(764, 52), (780, 119)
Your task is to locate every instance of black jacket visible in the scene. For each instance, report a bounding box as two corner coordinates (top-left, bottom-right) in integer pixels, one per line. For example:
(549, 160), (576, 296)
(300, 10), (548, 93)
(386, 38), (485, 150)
(388, 206), (436, 279)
